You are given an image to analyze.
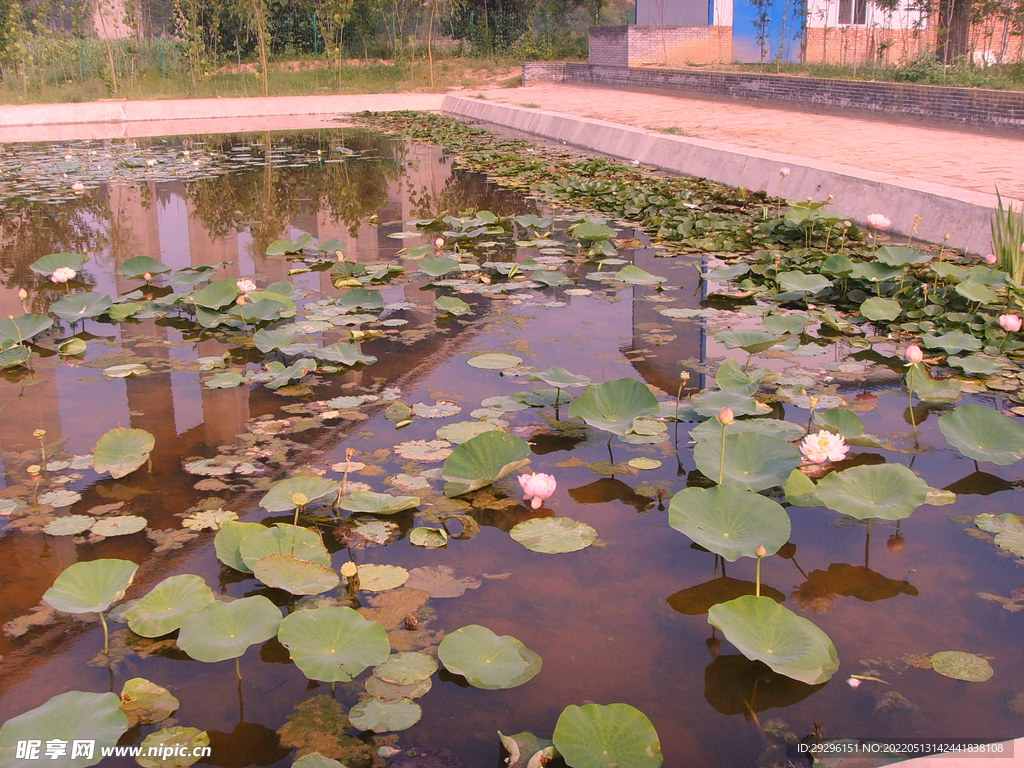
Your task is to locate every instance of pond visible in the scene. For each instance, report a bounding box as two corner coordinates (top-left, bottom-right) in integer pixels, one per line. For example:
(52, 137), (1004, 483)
(0, 120), (1022, 768)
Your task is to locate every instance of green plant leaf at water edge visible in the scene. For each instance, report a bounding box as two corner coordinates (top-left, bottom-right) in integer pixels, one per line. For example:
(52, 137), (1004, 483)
(124, 574), (215, 637)
(260, 476), (340, 512)
(277, 606), (390, 682)
(668, 486), (791, 561)
(177, 596), (282, 663)
(930, 651), (994, 682)
(814, 464), (929, 521)
(510, 517), (597, 554)
(437, 625), (541, 690)
(693, 432), (801, 492)
(708, 595), (839, 685)
(92, 427), (155, 479)
(348, 697), (421, 733)
(0, 691), (128, 768)
(566, 378), (659, 436)
(938, 404), (1024, 465)
(552, 702), (663, 768)
(441, 431), (532, 497)
(42, 559), (138, 614)
(252, 554), (341, 595)
(238, 524), (331, 570)
(136, 727), (210, 768)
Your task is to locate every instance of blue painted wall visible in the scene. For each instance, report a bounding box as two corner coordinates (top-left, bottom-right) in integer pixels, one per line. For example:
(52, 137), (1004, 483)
(730, 0), (805, 63)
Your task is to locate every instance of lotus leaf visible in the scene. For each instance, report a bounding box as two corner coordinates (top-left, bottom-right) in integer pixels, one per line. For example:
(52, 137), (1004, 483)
(514, 387), (574, 407)
(910, 368), (961, 404)
(190, 280), (239, 309)
(527, 366), (590, 389)
(260, 476), (340, 512)
(435, 420), (501, 444)
(0, 314), (53, 344)
(930, 651), (994, 682)
(51, 292), (113, 323)
(253, 329), (297, 353)
(215, 521), (268, 572)
(315, 343), (377, 366)
(119, 678), (179, 727)
(947, 355), (1004, 375)
(348, 697), (421, 733)
(690, 389), (763, 418)
(813, 408), (864, 438)
(136, 727), (210, 768)
(44, 515), (93, 536)
(435, 296), (472, 315)
(552, 703), (663, 768)
(43, 559), (138, 614)
(938, 404), (1024, 465)
(777, 271), (831, 294)
(373, 652), (438, 685)
(266, 234), (312, 255)
(292, 754), (346, 768)
(277, 606), (390, 682)
(91, 515), (148, 537)
(467, 353), (524, 370)
(921, 330), (982, 355)
(859, 297), (902, 322)
(57, 338), (87, 356)
(438, 625), (541, 690)
(782, 469), (824, 508)
(714, 330), (783, 354)
(814, 464), (928, 520)
(0, 691), (127, 768)
(708, 595), (839, 684)
(567, 221), (615, 241)
(875, 245), (931, 267)
(30, 252), (87, 275)
(239, 525), (331, 570)
(338, 491), (420, 515)
(253, 554), (340, 595)
(668, 486), (790, 561)
(365, 676), (432, 701)
(92, 427), (155, 479)
(509, 517), (597, 554)
(693, 432), (801, 492)
(337, 288), (384, 310)
(177, 596), (282, 663)
(118, 256), (171, 279)
(441, 431), (532, 497)
(567, 378), (659, 436)
(611, 265), (665, 285)
(125, 574), (214, 637)
(689, 418), (804, 443)
(356, 564), (409, 592)
(498, 732), (557, 768)
(409, 527), (448, 548)
(0, 346), (29, 369)
(715, 359), (769, 396)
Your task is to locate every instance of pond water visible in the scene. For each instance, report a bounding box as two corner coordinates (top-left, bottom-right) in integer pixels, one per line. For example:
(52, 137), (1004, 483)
(0, 126), (1022, 768)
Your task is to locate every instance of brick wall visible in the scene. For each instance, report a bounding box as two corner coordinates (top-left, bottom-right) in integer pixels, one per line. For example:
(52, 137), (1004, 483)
(589, 25), (733, 67)
(521, 62), (1024, 129)
(803, 26), (936, 65)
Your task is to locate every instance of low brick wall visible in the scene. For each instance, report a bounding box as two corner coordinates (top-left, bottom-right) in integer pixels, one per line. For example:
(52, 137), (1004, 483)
(589, 26), (732, 67)
(803, 26), (936, 66)
(520, 62), (1024, 129)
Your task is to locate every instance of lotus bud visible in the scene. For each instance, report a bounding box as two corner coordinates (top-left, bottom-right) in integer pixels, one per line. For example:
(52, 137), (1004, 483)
(143, 272), (152, 281)
(905, 344), (924, 364)
(291, 493), (308, 507)
(943, 232), (951, 241)
(755, 544), (767, 557)
(32, 429), (46, 438)
(17, 288), (27, 300)
(998, 314), (1021, 333)
(716, 407), (734, 425)
(345, 447), (356, 461)
(7, 314), (12, 320)
(780, 166), (790, 177)
(235, 296), (245, 306)
(887, 534), (906, 554)
(434, 237), (444, 249)
(27, 464), (41, 476)
(984, 254), (997, 265)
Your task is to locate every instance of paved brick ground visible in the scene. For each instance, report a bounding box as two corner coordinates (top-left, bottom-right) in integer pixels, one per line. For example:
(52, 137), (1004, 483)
(476, 82), (1024, 201)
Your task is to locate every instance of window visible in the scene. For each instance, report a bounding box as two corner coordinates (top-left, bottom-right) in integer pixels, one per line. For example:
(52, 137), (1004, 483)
(838, 0), (868, 24)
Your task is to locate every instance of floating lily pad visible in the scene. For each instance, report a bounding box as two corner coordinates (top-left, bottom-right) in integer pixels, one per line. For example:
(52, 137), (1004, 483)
(930, 651), (993, 682)
(510, 517), (597, 554)
(782, 469), (824, 508)
(393, 439), (453, 461)
(859, 297), (902, 322)
(260, 476), (340, 512)
(91, 515), (148, 537)
(441, 431), (532, 497)
(119, 678), (179, 727)
(92, 427), (155, 479)
(43, 559), (138, 614)
(214, 521), (268, 573)
(552, 703), (663, 768)
(373, 652), (438, 685)
(690, 389), (762, 418)
(435, 296), (472, 316)
(364, 676), (432, 701)
(468, 353), (524, 370)
(435, 420), (502, 444)
(253, 554), (341, 595)
(239, 524), (331, 570)
(0, 345), (30, 369)
(409, 527), (448, 548)
(348, 697), (421, 733)
(177, 596), (282, 663)
(921, 330), (982, 355)
(668, 486), (790, 561)
(708, 595), (839, 685)
(628, 457), (662, 470)
(292, 754), (346, 768)
(814, 464), (929, 520)
(44, 515), (94, 536)
(404, 565), (482, 598)
(103, 363), (149, 378)
(693, 432), (801, 492)
(137, 727), (210, 768)
(0, 691), (127, 768)
(124, 574), (215, 637)
(277, 606), (390, 682)
(357, 564), (409, 592)
(338, 491), (420, 516)
(438, 625), (541, 690)
(315, 342), (377, 367)
(567, 378), (659, 436)
(938, 404), (1024, 466)
(498, 731), (557, 768)
(612, 265), (665, 285)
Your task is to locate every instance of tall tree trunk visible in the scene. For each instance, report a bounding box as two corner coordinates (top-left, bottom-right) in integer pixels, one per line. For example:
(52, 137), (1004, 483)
(96, 0), (119, 96)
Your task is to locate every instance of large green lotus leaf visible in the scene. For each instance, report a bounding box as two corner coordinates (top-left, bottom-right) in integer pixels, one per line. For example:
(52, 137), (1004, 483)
(552, 703), (663, 768)
(177, 596), (282, 663)
(693, 432), (801, 492)
(117, 256), (171, 279)
(30, 252), (87, 275)
(668, 486), (790, 561)
(239, 524), (331, 570)
(938, 404), (1024, 465)
(435, 420), (502, 444)
(910, 366), (961, 404)
(611, 265), (665, 285)
(119, 678), (179, 727)
(438, 625), (541, 690)
(190, 280), (239, 309)
(814, 464), (928, 520)
(875, 245), (932, 267)
(528, 366), (590, 389)
(337, 491), (420, 515)
(90, 515), (147, 537)
(921, 330), (982, 355)
(214, 521), (267, 573)
(782, 469), (825, 508)
(777, 270), (831, 294)
(955, 281), (999, 304)
(266, 233), (312, 255)
(277, 606), (390, 682)
(0, 691), (127, 768)
(0, 346), (30, 369)
(264, 358), (317, 390)
(44, 515), (93, 536)
(813, 408), (864, 438)
(930, 651), (994, 682)
(850, 262), (903, 283)
(714, 330), (783, 354)
(690, 389), (763, 418)
(409, 527), (448, 548)
(714, 359), (769, 396)
(314, 342), (377, 366)
(498, 731), (557, 768)
(252, 554), (340, 595)
(50, 292), (113, 323)
(357, 564), (408, 592)
(859, 297), (902, 322)
(348, 697), (421, 733)
(441, 431), (532, 497)
(136, 727), (210, 768)
(510, 517), (597, 554)
(364, 675), (432, 701)
(92, 427), (155, 479)
(947, 354), (1004, 376)
(373, 652), (438, 685)
(125, 574), (214, 637)
(419, 256), (460, 277)
(337, 288), (384, 311)
(435, 296), (472, 316)
(260, 476), (340, 512)
(689, 418), (804, 443)
(567, 220), (615, 241)
(708, 595), (839, 685)
(0, 314), (53, 344)
(252, 328), (297, 353)
(42, 559), (138, 614)
(467, 353), (524, 370)
(567, 378), (659, 436)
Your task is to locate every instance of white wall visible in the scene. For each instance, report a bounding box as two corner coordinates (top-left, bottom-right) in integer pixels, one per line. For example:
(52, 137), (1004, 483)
(805, 0), (927, 30)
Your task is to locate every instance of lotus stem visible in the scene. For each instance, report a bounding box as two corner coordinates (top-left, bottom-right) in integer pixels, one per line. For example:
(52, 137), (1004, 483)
(235, 656), (242, 681)
(718, 422), (727, 485)
(906, 366), (918, 447)
(99, 611), (109, 656)
(755, 555), (762, 597)
(33, 429), (48, 478)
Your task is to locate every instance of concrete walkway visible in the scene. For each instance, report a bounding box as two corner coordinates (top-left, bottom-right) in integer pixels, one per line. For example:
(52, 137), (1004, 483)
(473, 82), (1024, 202)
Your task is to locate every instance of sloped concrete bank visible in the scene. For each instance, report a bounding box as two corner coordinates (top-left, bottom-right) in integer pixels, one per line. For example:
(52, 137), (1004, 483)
(441, 94), (1007, 255)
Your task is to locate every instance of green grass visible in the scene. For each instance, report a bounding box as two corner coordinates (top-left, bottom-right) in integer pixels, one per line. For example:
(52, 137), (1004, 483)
(644, 125), (696, 137)
(0, 57), (519, 105)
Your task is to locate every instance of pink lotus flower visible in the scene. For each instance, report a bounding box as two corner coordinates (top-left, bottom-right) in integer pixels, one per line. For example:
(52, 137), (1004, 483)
(236, 278), (257, 293)
(434, 237), (445, 249)
(984, 254), (997, 265)
(50, 267), (76, 284)
(780, 167), (791, 177)
(518, 472), (556, 509)
(999, 314), (1022, 333)
(905, 344), (924, 364)
(799, 430), (849, 464)
(866, 214), (891, 230)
